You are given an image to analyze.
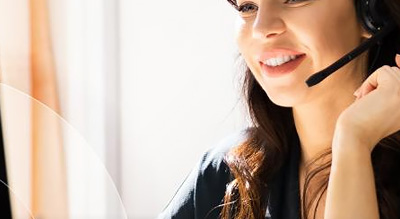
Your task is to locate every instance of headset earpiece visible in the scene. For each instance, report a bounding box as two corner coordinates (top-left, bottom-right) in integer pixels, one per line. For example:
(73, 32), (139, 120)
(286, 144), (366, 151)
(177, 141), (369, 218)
(356, 0), (392, 34)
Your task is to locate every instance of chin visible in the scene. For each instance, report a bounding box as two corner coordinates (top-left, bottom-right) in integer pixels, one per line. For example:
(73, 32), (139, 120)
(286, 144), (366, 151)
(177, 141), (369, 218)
(260, 77), (310, 108)
(266, 91), (303, 108)
(269, 98), (295, 108)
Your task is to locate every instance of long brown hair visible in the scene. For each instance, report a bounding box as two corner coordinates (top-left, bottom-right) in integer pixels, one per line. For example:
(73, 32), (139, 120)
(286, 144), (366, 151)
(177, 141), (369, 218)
(221, 0), (400, 218)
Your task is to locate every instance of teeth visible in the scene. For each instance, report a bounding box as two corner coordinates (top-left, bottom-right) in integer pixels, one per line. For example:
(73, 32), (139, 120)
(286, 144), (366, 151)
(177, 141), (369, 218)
(263, 55), (299, 67)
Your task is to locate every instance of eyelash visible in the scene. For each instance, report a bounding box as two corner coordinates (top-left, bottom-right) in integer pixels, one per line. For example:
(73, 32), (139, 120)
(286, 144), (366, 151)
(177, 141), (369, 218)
(237, 3), (257, 13)
(236, 0), (308, 13)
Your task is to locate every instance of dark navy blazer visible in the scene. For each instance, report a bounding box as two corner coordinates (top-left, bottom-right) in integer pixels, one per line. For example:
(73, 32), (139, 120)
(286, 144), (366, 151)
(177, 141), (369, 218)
(158, 129), (301, 219)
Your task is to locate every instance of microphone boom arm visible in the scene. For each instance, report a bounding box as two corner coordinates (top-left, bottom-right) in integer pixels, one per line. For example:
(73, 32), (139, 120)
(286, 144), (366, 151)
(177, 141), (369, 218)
(306, 21), (396, 87)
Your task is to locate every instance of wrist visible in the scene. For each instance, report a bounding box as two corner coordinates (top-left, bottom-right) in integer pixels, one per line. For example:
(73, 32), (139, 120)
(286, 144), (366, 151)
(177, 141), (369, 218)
(332, 123), (375, 156)
(332, 136), (372, 162)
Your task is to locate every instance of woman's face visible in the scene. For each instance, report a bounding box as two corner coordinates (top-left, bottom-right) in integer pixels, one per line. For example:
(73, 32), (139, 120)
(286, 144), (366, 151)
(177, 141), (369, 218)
(234, 0), (370, 107)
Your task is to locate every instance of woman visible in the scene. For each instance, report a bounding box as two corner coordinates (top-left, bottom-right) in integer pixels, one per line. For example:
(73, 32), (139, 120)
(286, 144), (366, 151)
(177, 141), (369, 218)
(159, 0), (400, 218)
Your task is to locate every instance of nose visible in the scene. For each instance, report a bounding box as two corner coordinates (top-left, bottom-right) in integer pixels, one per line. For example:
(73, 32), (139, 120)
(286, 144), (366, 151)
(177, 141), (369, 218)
(252, 3), (286, 39)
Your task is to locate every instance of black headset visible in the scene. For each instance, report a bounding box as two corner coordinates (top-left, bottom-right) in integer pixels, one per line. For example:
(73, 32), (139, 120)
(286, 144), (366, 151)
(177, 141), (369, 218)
(306, 0), (397, 87)
(356, 0), (393, 34)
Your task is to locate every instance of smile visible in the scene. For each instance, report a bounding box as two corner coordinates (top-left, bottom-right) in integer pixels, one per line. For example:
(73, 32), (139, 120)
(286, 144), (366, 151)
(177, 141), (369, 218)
(260, 54), (306, 77)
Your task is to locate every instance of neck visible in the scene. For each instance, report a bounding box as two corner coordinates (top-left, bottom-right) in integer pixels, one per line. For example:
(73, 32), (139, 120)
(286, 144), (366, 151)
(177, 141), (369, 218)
(292, 57), (368, 166)
(292, 87), (357, 166)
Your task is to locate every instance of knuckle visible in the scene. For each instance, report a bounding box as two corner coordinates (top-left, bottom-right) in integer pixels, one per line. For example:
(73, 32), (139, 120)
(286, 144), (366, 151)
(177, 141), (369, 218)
(374, 65), (390, 77)
(381, 65), (391, 70)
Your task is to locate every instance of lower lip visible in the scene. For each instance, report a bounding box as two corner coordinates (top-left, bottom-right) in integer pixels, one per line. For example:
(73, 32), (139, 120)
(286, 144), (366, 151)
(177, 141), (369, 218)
(260, 54), (306, 77)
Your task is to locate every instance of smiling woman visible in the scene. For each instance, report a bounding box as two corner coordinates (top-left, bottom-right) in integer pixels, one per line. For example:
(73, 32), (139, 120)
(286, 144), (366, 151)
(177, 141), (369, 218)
(158, 0), (400, 218)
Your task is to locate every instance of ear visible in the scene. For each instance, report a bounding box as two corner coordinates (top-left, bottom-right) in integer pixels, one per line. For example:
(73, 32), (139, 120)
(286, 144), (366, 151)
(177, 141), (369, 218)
(360, 25), (372, 39)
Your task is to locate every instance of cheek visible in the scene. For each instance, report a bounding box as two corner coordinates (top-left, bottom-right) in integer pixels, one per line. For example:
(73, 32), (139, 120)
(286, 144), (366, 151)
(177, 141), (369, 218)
(235, 21), (261, 71)
(234, 20), (251, 54)
(292, 3), (361, 67)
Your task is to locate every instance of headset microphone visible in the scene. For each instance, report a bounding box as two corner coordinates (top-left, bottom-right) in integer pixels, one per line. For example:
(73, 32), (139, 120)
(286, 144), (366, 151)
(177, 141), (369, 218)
(306, 21), (396, 87)
(305, 0), (397, 87)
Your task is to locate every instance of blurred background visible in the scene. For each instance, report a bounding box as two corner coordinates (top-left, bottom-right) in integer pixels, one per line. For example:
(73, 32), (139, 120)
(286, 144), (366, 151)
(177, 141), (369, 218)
(0, 0), (246, 218)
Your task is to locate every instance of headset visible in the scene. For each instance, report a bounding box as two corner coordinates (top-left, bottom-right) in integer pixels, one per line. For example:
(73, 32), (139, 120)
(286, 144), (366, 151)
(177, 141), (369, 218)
(305, 0), (397, 87)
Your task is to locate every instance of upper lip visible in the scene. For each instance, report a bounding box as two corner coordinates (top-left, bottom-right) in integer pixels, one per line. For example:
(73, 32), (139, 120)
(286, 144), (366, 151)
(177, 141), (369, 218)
(258, 48), (305, 62)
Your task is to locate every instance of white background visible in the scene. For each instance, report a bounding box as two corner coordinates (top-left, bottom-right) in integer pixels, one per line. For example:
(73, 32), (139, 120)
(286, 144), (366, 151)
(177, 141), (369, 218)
(119, 0), (246, 218)
(0, 0), (246, 218)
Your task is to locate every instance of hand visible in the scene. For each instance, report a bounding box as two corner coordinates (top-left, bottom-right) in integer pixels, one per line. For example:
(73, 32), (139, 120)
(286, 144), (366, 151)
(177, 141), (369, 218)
(334, 54), (400, 153)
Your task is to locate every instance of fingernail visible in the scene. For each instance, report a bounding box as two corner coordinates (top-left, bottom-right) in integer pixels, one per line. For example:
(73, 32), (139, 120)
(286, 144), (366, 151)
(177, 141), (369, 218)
(356, 91), (362, 100)
(353, 88), (361, 97)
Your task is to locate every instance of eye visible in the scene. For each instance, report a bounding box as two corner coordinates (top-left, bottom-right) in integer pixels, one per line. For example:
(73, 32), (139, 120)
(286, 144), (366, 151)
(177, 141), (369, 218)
(237, 2), (258, 14)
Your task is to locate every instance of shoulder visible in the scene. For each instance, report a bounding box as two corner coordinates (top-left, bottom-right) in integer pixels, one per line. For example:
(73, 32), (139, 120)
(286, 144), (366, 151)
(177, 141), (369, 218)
(199, 128), (251, 174)
(158, 128), (251, 219)
(193, 128), (251, 194)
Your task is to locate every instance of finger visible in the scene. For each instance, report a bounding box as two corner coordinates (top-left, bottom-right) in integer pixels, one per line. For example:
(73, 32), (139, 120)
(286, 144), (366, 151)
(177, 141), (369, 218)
(355, 65), (400, 100)
(360, 82), (377, 97)
(396, 54), (400, 68)
(358, 67), (380, 98)
(390, 66), (400, 84)
(357, 65), (394, 98)
(353, 86), (361, 97)
(389, 66), (400, 95)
